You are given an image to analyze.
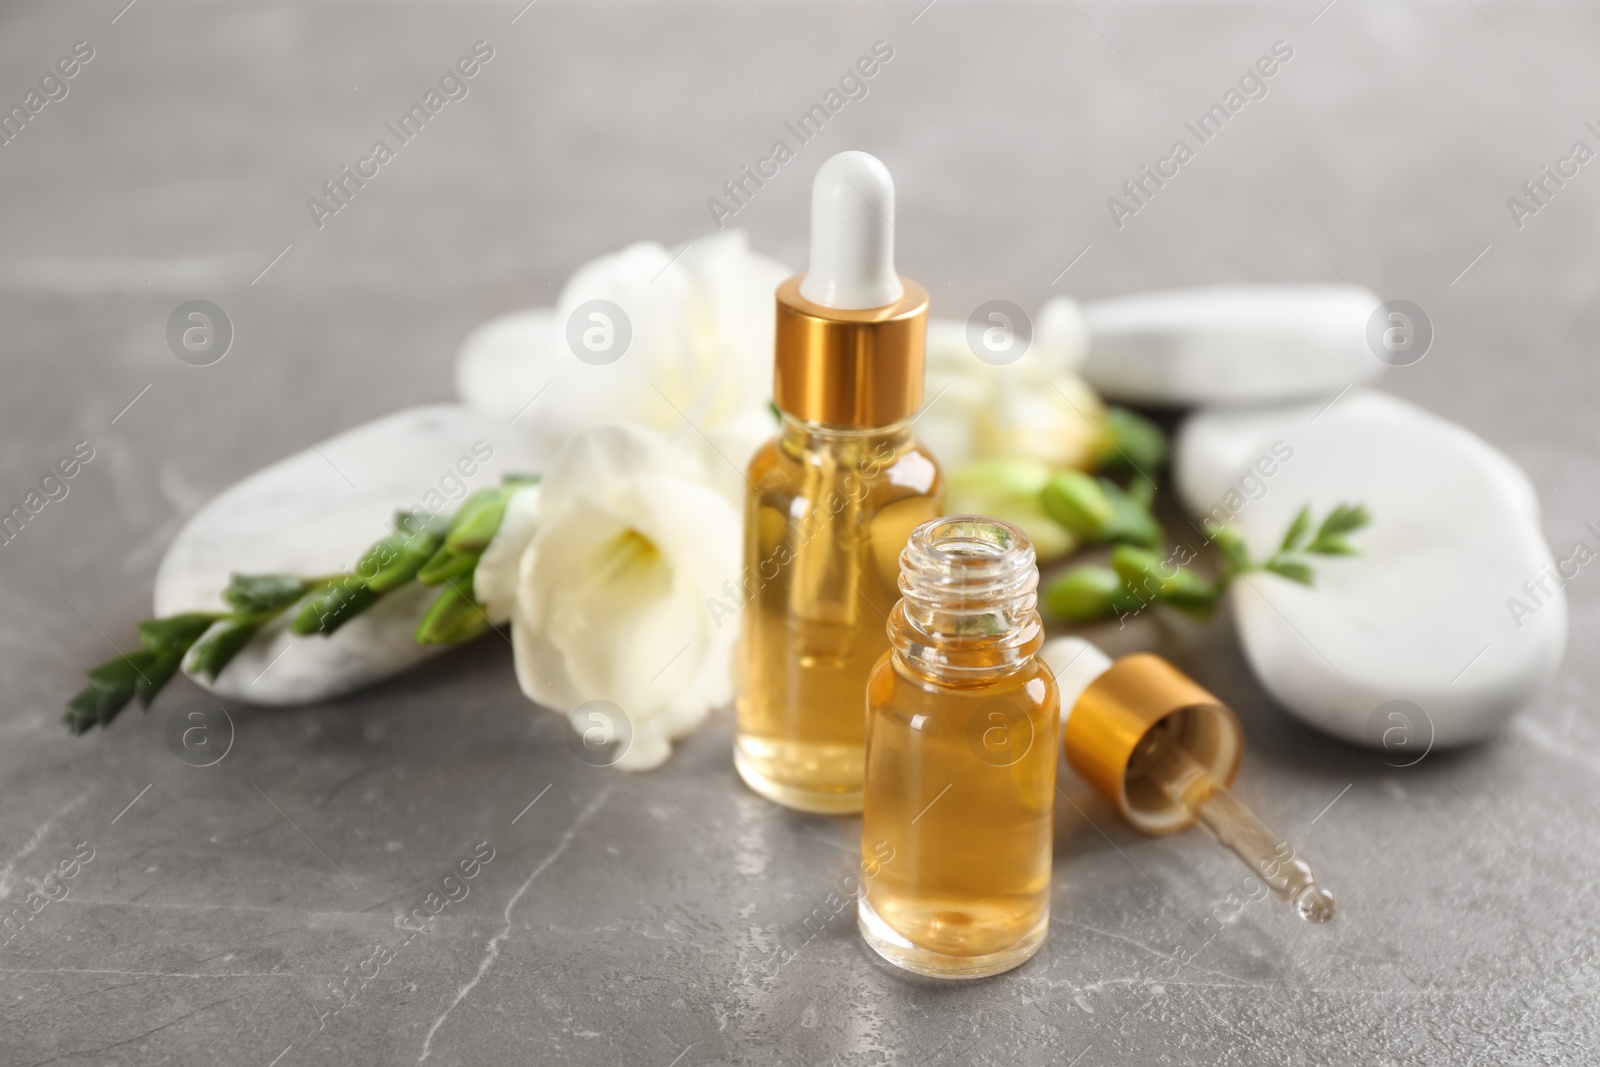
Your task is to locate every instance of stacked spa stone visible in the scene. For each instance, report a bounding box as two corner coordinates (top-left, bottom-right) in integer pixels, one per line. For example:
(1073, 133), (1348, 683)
(1055, 285), (1565, 749)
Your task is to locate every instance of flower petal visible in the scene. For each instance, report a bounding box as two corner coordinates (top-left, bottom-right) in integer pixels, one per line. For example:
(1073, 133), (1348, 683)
(509, 422), (741, 761)
(454, 233), (790, 469)
(523, 497), (713, 714)
(921, 316), (1105, 470)
(537, 421), (712, 518)
(474, 485), (542, 624)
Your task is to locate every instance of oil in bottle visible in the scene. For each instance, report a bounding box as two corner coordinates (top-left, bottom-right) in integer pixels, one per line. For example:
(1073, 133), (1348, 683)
(858, 516), (1058, 978)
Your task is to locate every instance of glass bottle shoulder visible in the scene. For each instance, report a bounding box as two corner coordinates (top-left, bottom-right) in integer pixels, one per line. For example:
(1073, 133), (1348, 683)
(745, 418), (942, 501)
(869, 652), (1058, 712)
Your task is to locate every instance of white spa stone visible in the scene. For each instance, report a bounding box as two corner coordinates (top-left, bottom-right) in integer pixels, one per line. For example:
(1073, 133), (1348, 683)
(154, 405), (541, 705)
(1068, 285), (1384, 405)
(1174, 391), (1565, 748)
(1175, 390), (1539, 524)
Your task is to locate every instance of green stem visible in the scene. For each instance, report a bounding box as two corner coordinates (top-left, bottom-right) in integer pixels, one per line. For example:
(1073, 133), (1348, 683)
(1041, 502), (1370, 625)
(65, 475), (538, 737)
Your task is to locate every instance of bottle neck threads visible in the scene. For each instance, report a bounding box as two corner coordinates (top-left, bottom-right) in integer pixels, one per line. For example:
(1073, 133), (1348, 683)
(888, 516), (1042, 685)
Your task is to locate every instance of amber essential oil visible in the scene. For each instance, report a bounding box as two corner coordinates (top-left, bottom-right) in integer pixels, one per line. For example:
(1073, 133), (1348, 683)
(858, 516), (1059, 978)
(735, 415), (942, 812)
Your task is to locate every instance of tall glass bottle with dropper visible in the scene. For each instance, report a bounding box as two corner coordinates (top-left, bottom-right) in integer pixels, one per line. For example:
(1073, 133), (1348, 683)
(734, 151), (944, 813)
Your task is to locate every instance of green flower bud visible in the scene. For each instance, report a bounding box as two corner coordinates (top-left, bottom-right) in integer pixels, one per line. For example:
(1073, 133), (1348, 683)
(1100, 479), (1162, 549)
(1041, 470), (1117, 541)
(137, 612), (219, 653)
(362, 522), (447, 593)
(1098, 406), (1168, 480)
(444, 487), (517, 555)
(187, 620), (260, 680)
(947, 459), (1077, 561)
(416, 546), (481, 586)
(1111, 546), (1218, 619)
(221, 574), (309, 616)
(415, 581), (492, 645)
(1043, 566), (1147, 621)
(290, 579), (379, 636)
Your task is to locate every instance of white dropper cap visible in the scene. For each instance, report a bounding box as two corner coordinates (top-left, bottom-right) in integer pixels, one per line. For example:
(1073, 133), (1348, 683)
(1040, 636), (1115, 727)
(798, 151), (904, 310)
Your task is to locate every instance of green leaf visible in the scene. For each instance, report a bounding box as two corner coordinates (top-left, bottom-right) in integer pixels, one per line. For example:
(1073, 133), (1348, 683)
(1043, 566), (1148, 622)
(1309, 502), (1370, 554)
(135, 647), (185, 709)
(414, 581), (493, 645)
(1316, 502), (1371, 538)
(1280, 505), (1313, 553)
(188, 620), (259, 680)
(501, 473), (541, 488)
(1208, 523), (1251, 573)
(222, 574), (309, 616)
(290, 579), (380, 636)
(1307, 536), (1358, 557)
(1040, 470), (1116, 541)
(1265, 558), (1316, 585)
(1100, 406), (1168, 480)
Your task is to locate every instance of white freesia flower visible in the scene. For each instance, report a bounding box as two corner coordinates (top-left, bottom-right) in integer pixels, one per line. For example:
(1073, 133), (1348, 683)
(454, 229), (791, 501)
(507, 422), (741, 771)
(917, 301), (1107, 561)
(915, 301), (1105, 471)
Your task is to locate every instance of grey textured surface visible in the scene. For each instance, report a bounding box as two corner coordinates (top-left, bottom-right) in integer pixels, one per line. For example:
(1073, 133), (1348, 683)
(2, 1), (1597, 1064)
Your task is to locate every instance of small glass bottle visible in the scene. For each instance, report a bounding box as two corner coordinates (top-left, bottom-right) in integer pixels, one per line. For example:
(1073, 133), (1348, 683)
(858, 516), (1059, 978)
(735, 151), (943, 813)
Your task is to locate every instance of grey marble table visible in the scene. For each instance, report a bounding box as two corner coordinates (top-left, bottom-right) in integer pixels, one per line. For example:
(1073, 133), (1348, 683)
(2, 1), (1596, 1064)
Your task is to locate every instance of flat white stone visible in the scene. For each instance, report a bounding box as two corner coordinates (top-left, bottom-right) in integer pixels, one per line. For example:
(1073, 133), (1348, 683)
(1075, 285), (1384, 405)
(154, 405), (541, 705)
(1174, 392), (1566, 747)
(1175, 390), (1539, 524)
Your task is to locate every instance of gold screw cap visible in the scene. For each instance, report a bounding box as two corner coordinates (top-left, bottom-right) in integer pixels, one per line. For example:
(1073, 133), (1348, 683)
(1063, 653), (1243, 835)
(773, 275), (927, 427)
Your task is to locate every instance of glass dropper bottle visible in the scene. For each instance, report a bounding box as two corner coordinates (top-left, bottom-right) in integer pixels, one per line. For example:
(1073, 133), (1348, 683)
(734, 151), (944, 813)
(1049, 638), (1336, 923)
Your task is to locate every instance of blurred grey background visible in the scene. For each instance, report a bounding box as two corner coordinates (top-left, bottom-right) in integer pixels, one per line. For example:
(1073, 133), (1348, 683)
(1, 1), (1596, 1064)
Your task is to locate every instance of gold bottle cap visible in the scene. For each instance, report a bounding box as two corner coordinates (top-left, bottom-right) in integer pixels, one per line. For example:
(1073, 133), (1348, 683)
(1063, 653), (1243, 835)
(773, 275), (928, 428)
